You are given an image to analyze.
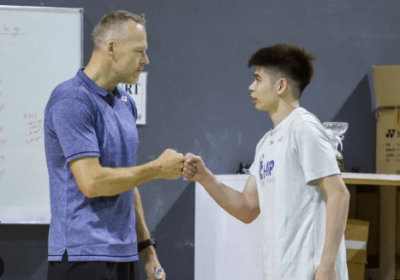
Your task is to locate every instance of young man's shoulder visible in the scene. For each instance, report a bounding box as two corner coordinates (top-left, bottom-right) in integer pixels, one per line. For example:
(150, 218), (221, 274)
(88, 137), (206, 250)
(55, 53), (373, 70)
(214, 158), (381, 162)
(292, 107), (321, 124)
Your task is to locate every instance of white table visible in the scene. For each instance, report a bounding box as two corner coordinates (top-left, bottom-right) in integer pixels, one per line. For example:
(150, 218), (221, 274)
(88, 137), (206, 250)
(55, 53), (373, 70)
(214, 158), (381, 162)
(195, 173), (400, 280)
(342, 172), (400, 280)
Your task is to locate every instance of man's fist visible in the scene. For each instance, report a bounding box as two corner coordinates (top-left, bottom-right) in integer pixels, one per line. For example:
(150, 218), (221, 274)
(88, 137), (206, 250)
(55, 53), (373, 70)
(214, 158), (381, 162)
(156, 149), (184, 180)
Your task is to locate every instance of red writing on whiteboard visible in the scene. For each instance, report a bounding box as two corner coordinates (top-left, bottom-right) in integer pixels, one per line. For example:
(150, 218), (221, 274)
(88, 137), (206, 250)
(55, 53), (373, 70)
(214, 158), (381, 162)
(24, 113), (44, 144)
(0, 138), (6, 147)
(0, 155), (4, 162)
(2, 24), (22, 37)
(28, 119), (42, 126)
(12, 27), (20, 36)
(25, 136), (41, 144)
(0, 104), (4, 112)
(24, 113), (38, 119)
(0, 169), (5, 179)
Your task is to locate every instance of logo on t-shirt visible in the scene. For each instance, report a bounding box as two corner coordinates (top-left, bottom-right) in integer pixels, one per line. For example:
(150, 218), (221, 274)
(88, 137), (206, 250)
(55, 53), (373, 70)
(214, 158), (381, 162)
(259, 154), (274, 180)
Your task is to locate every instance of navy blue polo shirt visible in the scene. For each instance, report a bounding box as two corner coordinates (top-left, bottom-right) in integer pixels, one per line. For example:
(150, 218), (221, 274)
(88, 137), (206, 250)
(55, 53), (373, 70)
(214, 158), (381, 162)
(44, 69), (139, 262)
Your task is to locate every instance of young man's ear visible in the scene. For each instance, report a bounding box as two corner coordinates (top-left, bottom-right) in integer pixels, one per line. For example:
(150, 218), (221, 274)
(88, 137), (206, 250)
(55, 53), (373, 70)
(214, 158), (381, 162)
(277, 78), (287, 94)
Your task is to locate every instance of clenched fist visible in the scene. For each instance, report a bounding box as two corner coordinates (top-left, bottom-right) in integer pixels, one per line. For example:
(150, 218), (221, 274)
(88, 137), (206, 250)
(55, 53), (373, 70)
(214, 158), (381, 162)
(156, 149), (184, 180)
(181, 153), (211, 184)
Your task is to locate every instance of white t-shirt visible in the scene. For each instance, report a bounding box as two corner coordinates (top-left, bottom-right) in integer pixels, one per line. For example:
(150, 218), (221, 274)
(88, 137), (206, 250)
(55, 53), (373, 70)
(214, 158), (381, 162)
(249, 107), (348, 280)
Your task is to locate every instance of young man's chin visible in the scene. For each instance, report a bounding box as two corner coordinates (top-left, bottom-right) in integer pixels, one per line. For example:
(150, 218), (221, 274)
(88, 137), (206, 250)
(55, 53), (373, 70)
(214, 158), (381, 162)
(254, 103), (263, 111)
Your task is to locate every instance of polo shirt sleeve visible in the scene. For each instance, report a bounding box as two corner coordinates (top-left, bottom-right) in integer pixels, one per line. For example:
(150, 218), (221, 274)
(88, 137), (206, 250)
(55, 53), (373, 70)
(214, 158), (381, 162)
(50, 98), (100, 163)
(291, 121), (340, 183)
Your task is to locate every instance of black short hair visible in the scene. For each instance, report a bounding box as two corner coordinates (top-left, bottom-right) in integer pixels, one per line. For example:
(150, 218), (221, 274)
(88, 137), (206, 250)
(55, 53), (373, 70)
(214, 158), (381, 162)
(248, 44), (316, 97)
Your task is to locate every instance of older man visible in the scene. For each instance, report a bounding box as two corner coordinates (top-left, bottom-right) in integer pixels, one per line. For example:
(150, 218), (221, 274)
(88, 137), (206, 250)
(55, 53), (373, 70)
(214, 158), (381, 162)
(44, 10), (182, 280)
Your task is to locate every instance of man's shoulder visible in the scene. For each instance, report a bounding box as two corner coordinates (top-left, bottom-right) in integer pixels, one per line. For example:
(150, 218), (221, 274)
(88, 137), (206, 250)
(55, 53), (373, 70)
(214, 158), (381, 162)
(46, 76), (92, 111)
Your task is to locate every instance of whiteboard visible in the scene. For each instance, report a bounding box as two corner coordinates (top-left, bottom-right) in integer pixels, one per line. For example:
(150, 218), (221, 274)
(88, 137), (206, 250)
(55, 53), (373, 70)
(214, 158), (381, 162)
(0, 6), (83, 223)
(195, 174), (264, 280)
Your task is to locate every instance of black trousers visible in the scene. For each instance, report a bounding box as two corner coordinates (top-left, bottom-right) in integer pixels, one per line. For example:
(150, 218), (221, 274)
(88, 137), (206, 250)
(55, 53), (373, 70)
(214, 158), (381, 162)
(47, 250), (139, 280)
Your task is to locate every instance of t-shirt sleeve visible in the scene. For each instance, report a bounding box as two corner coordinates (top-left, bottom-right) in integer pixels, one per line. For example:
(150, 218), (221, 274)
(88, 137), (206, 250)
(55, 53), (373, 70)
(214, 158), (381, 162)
(249, 141), (261, 178)
(291, 121), (341, 183)
(50, 98), (100, 163)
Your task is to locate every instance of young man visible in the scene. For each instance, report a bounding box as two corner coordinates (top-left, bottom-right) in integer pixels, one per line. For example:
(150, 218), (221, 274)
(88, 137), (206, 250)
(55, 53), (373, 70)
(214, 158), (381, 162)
(45, 10), (184, 280)
(182, 44), (350, 280)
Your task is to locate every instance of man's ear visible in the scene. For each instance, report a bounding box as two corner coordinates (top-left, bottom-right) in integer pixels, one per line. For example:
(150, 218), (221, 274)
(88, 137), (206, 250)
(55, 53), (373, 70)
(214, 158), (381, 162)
(108, 41), (115, 53)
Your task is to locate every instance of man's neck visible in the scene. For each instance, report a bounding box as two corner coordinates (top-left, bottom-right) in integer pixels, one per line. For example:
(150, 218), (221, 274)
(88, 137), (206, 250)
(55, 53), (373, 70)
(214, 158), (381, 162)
(83, 55), (117, 93)
(269, 99), (300, 128)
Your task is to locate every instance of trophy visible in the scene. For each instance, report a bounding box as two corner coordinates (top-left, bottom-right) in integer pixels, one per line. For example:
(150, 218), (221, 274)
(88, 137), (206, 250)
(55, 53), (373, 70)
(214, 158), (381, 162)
(322, 122), (349, 171)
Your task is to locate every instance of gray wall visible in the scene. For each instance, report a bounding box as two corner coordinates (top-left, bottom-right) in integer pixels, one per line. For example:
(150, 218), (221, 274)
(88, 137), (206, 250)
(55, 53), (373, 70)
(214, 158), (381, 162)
(1, 0), (400, 279)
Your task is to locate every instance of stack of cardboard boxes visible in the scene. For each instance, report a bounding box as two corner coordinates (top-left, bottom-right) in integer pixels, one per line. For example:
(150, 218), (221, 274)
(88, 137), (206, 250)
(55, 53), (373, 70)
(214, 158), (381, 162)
(372, 64), (400, 279)
(345, 219), (369, 280)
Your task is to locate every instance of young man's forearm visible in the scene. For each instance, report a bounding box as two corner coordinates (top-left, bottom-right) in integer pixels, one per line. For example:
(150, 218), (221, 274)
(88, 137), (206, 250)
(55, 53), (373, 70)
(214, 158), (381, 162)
(199, 174), (254, 223)
(320, 190), (350, 266)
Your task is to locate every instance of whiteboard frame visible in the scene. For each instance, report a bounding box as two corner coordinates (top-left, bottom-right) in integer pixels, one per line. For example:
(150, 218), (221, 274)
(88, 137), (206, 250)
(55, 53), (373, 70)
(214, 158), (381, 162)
(0, 5), (84, 225)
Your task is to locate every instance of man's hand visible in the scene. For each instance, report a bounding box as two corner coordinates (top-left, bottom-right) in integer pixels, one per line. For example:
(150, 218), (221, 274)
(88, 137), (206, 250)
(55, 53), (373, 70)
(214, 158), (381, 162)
(141, 247), (166, 280)
(156, 149), (184, 180)
(181, 153), (211, 183)
(314, 265), (337, 280)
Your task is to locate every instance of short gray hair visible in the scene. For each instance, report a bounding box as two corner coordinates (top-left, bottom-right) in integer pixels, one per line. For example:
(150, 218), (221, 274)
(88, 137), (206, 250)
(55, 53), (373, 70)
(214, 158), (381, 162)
(91, 10), (146, 51)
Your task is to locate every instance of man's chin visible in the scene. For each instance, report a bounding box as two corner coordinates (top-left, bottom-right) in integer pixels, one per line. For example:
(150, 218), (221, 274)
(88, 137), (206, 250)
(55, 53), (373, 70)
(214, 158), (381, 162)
(121, 77), (139, 85)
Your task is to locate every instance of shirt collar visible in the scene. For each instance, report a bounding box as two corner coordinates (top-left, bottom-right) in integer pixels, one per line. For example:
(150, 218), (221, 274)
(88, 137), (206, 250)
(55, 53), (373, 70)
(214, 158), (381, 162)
(76, 68), (121, 97)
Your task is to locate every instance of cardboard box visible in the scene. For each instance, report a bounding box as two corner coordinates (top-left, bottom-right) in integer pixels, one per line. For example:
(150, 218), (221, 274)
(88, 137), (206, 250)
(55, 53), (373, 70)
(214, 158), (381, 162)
(372, 65), (400, 279)
(373, 65), (400, 174)
(397, 189), (400, 256)
(356, 190), (379, 256)
(345, 219), (369, 280)
(397, 189), (400, 279)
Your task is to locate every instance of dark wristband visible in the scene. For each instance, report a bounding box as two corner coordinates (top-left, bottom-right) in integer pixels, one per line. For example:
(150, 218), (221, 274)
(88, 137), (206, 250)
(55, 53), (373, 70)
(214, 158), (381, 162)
(138, 237), (157, 253)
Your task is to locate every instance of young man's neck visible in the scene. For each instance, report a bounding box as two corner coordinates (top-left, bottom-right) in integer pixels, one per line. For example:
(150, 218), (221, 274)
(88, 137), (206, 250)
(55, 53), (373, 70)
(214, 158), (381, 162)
(269, 99), (300, 128)
(84, 54), (118, 93)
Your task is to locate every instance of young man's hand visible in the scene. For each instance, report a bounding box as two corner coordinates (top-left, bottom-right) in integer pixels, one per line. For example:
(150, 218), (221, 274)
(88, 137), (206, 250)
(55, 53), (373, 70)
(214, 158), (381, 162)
(181, 153), (211, 183)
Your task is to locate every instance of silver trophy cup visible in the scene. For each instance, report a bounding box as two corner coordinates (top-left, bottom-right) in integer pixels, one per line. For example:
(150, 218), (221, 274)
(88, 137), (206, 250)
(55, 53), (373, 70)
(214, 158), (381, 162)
(322, 122), (349, 170)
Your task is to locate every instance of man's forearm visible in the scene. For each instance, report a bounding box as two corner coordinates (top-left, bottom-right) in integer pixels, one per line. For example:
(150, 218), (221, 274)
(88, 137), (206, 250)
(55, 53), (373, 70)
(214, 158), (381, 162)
(90, 160), (162, 197)
(135, 187), (151, 243)
(134, 188), (158, 259)
(320, 191), (350, 266)
(200, 174), (254, 223)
